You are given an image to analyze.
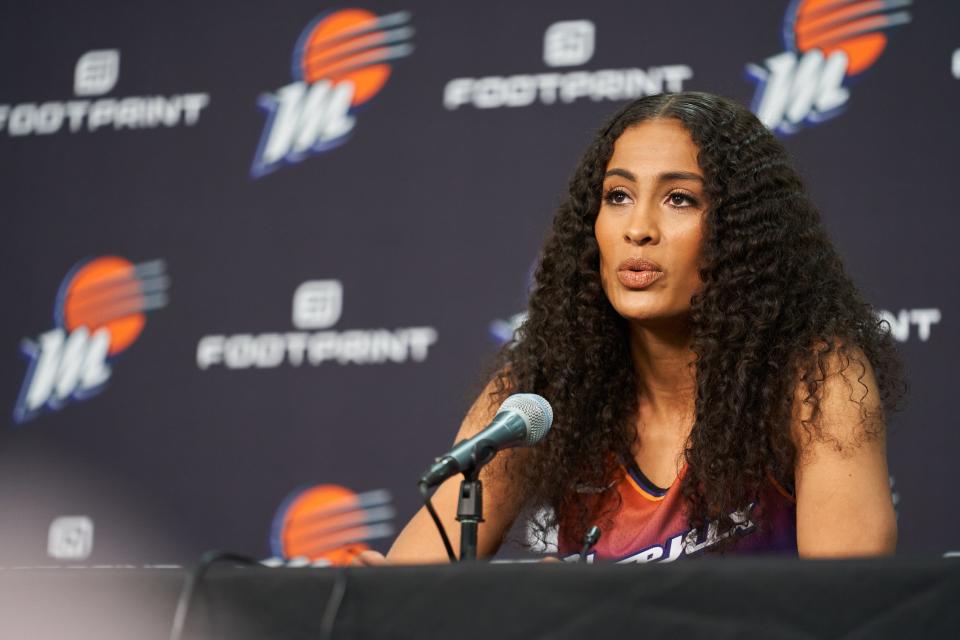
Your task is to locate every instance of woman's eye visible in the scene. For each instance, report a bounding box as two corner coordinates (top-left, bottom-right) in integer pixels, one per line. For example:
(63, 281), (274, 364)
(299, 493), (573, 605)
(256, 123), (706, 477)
(604, 189), (631, 205)
(667, 192), (698, 208)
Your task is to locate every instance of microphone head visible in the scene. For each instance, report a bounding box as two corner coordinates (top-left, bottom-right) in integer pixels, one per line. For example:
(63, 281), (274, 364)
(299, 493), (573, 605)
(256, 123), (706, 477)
(499, 393), (553, 446)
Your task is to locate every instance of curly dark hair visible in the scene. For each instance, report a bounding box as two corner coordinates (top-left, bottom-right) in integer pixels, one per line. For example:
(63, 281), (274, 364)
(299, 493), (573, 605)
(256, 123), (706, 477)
(490, 91), (905, 548)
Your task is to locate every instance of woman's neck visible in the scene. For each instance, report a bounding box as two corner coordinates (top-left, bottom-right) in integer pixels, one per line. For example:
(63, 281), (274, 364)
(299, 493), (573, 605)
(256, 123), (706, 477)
(628, 318), (697, 424)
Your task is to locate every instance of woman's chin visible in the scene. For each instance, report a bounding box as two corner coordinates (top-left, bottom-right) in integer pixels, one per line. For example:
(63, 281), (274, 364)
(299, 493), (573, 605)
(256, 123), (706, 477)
(615, 305), (691, 326)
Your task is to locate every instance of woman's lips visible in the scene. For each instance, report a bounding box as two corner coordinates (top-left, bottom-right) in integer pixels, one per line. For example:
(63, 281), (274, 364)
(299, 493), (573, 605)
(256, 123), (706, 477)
(616, 256), (664, 289)
(617, 269), (663, 289)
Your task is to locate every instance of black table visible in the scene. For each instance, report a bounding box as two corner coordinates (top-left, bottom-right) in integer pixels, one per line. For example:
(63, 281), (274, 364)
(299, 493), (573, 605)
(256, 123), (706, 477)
(1, 558), (957, 639)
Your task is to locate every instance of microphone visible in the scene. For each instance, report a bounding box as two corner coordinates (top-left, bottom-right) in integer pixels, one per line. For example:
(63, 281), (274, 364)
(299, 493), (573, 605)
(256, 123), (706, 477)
(579, 525), (601, 563)
(419, 393), (553, 488)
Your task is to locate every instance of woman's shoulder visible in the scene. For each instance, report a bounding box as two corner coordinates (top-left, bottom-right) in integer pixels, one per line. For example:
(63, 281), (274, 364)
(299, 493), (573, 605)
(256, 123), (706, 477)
(455, 373), (533, 488)
(789, 338), (884, 455)
(456, 373), (512, 439)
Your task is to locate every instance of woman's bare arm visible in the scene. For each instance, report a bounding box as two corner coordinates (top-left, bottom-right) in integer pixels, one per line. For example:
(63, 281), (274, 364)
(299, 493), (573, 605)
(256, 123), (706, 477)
(792, 345), (897, 557)
(386, 381), (527, 563)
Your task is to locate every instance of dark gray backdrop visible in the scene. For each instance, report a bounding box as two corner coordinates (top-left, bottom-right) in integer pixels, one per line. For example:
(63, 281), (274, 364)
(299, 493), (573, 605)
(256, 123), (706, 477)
(0, 0), (956, 564)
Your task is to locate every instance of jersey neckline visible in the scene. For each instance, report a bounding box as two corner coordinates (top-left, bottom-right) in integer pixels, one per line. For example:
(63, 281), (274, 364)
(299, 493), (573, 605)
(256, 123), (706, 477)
(622, 456), (687, 500)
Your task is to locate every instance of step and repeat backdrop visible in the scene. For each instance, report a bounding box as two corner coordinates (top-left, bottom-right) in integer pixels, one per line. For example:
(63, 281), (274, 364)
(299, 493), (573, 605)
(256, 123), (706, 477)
(1, 0), (957, 565)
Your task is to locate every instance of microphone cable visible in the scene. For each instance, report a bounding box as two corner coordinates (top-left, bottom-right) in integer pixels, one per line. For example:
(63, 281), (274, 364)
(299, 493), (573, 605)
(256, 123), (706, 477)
(169, 550), (353, 640)
(418, 481), (458, 562)
(168, 550), (258, 640)
(319, 568), (348, 640)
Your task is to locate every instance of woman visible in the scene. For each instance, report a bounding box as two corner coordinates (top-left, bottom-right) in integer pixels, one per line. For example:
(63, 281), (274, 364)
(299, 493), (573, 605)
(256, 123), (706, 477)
(365, 91), (903, 564)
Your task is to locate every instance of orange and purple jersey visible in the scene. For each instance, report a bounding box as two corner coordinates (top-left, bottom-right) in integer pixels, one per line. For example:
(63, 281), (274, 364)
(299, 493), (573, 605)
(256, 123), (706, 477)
(558, 461), (797, 563)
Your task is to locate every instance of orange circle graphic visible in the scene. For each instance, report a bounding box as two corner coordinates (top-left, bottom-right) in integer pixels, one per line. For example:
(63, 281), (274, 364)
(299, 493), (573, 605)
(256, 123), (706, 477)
(794, 0), (888, 75)
(278, 484), (371, 565)
(301, 8), (392, 106)
(62, 256), (145, 356)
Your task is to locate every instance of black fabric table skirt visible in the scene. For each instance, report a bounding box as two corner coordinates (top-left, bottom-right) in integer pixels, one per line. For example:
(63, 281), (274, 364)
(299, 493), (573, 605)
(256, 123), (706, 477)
(1, 557), (957, 639)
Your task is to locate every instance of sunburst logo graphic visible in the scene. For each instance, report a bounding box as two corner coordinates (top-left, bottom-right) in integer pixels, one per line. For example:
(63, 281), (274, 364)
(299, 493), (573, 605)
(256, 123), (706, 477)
(270, 484), (394, 565)
(251, 8), (414, 178)
(14, 257), (169, 423)
(746, 0), (911, 134)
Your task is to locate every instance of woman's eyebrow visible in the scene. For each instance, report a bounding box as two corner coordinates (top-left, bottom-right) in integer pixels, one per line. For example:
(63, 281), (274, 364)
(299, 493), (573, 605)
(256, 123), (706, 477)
(657, 171), (703, 183)
(604, 168), (704, 183)
(604, 168), (637, 181)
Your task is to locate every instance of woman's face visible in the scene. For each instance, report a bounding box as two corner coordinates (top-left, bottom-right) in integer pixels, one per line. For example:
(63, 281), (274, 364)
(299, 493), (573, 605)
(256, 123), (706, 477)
(594, 118), (708, 323)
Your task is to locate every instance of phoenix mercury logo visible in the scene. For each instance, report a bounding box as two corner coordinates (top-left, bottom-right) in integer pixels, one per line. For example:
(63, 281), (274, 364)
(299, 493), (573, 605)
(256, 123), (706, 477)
(14, 257), (169, 423)
(251, 8), (414, 178)
(746, 0), (911, 134)
(269, 484), (395, 566)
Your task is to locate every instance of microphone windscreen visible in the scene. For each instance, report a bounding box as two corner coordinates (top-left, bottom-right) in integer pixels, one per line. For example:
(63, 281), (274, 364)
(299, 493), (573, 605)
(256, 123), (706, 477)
(498, 393), (553, 445)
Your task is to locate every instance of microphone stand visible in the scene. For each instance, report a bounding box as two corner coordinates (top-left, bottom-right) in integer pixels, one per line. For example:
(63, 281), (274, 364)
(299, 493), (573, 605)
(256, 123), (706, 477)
(456, 467), (483, 561)
(455, 442), (495, 561)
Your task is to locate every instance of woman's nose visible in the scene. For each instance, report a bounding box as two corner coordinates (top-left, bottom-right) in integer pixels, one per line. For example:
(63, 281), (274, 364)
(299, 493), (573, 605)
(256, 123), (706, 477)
(623, 203), (659, 245)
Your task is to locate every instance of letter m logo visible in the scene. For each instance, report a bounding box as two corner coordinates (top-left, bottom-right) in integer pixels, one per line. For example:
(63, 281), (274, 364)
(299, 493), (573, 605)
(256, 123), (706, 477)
(747, 49), (850, 134)
(250, 80), (357, 178)
(14, 327), (112, 423)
